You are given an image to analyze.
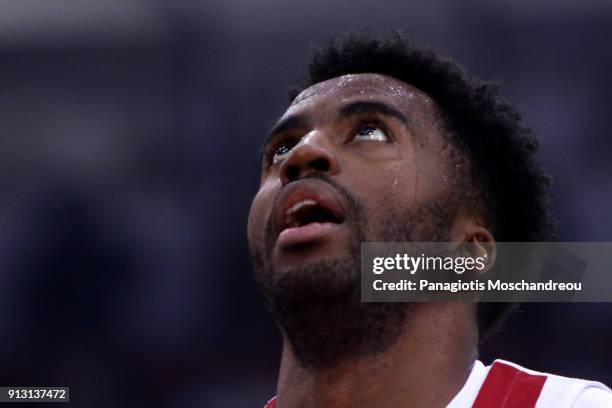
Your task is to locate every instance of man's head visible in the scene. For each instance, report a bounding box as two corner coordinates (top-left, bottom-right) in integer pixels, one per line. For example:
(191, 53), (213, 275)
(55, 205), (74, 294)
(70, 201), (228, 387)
(247, 33), (553, 368)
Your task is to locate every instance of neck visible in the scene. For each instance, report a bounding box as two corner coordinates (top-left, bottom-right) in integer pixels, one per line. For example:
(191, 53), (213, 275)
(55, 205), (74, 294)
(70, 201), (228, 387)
(274, 303), (478, 408)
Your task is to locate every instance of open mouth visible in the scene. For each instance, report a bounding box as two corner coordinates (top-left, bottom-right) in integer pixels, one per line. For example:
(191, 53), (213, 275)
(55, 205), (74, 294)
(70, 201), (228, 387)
(274, 180), (347, 247)
(284, 199), (343, 229)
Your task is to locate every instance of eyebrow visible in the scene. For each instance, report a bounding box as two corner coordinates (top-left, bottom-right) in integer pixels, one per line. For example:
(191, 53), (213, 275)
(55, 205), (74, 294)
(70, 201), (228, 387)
(338, 100), (409, 126)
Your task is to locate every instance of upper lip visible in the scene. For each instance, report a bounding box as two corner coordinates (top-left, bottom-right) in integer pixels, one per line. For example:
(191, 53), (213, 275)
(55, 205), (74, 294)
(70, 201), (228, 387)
(272, 179), (347, 237)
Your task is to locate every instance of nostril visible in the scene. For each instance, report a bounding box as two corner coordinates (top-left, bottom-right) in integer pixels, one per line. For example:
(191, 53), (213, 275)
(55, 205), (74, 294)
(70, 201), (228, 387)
(285, 165), (300, 181)
(309, 158), (330, 172)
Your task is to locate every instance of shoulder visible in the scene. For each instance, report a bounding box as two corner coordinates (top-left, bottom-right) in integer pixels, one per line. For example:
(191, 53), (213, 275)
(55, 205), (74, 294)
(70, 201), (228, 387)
(573, 387), (612, 407)
(480, 359), (612, 408)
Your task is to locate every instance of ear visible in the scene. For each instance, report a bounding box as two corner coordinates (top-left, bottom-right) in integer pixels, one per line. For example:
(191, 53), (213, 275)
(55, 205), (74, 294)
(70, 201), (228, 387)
(450, 210), (496, 275)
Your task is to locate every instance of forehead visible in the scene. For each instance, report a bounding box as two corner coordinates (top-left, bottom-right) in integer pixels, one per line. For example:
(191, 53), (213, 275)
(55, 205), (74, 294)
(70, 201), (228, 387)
(288, 73), (434, 114)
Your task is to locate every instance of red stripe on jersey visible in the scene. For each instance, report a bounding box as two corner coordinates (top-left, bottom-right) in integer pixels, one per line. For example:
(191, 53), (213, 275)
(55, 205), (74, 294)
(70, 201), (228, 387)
(264, 396), (276, 408)
(472, 361), (547, 408)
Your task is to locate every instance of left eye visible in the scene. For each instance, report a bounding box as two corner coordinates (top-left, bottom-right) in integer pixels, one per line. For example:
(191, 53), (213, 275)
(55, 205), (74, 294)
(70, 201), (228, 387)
(354, 125), (389, 142)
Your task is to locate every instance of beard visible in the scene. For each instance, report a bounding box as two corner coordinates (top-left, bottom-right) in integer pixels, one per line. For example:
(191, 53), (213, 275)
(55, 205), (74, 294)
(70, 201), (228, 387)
(250, 176), (454, 369)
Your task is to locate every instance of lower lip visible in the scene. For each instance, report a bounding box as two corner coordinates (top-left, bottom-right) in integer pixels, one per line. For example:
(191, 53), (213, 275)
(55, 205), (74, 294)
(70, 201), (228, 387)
(277, 222), (343, 247)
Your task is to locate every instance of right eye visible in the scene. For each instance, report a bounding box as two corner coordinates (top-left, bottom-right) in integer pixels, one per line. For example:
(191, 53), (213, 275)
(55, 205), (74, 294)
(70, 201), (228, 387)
(269, 140), (296, 165)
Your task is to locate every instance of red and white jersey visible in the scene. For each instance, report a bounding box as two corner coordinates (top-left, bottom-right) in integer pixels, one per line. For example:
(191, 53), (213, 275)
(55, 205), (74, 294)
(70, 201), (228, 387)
(265, 359), (612, 407)
(448, 359), (612, 407)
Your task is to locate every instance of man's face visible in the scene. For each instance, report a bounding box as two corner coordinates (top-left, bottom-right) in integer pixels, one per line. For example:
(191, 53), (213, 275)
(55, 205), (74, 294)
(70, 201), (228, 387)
(248, 73), (452, 272)
(246, 73), (458, 366)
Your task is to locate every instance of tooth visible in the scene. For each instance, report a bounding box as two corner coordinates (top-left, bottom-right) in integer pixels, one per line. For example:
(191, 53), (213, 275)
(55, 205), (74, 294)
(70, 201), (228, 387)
(287, 199), (317, 215)
(284, 199), (318, 228)
(285, 213), (296, 227)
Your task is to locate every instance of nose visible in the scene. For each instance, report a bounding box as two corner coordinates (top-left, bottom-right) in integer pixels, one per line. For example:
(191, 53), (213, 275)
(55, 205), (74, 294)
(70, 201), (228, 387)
(279, 131), (340, 185)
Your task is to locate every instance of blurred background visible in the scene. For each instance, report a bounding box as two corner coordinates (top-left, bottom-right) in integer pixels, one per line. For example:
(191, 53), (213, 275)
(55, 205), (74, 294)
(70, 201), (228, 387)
(0, 0), (611, 406)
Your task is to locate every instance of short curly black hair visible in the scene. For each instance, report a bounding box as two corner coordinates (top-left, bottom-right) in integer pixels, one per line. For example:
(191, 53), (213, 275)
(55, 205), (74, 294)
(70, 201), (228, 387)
(290, 33), (554, 338)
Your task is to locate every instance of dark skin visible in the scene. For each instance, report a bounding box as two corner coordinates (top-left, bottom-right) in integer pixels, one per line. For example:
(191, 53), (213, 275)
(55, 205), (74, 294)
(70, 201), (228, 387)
(248, 74), (495, 408)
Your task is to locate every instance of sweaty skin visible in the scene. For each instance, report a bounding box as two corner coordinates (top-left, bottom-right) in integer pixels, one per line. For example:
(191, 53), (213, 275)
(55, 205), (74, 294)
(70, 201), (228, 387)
(248, 74), (494, 408)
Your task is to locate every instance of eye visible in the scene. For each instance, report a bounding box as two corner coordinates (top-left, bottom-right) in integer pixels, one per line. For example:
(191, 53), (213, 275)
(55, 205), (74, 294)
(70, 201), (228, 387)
(354, 125), (389, 142)
(269, 140), (296, 165)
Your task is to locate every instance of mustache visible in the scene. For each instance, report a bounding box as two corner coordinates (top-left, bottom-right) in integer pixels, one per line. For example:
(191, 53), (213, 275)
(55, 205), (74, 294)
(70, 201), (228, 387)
(300, 173), (361, 212)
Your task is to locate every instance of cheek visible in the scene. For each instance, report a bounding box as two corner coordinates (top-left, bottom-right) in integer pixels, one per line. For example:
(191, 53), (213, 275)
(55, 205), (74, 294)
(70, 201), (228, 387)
(360, 164), (419, 210)
(384, 143), (449, 209)
(349, 141), (420, 206)
(247, 180), (278, 245)
(412, 145), (451, 201)
(344, 158), (436, 237)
